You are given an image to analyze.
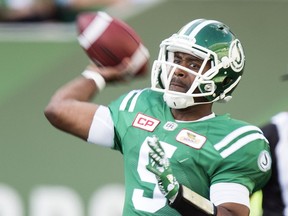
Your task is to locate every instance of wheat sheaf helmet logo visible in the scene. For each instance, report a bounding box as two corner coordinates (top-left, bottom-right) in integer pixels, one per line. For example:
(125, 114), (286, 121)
(229, 39), (245, 72)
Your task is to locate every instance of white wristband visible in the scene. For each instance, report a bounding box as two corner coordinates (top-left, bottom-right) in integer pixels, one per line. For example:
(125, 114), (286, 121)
(81, 70), (106, 91)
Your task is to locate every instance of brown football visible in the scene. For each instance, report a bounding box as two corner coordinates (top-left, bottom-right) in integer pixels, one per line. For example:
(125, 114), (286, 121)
(76, 11), (149, 76)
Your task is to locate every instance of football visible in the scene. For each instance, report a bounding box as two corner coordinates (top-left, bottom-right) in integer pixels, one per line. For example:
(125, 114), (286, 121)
(76, 11), (150, 76)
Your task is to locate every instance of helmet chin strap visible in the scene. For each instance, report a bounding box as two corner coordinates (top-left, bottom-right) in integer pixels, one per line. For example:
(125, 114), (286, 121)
(164, 91), (233, 108)
(217, 95), (232, 103)
(163, 93), (196, 109)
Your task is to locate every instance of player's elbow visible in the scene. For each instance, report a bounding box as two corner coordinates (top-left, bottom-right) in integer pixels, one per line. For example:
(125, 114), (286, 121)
(44, 101), (64, 128)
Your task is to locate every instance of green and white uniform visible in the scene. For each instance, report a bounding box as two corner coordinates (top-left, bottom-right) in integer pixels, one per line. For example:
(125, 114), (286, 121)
(89, 88), (271, 215)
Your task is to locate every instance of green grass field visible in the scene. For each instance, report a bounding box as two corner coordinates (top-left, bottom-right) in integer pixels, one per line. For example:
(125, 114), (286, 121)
(0, 0), (287, 215)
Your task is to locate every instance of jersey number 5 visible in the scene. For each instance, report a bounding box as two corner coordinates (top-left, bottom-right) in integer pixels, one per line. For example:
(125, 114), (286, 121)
(132, 137), (177, 213)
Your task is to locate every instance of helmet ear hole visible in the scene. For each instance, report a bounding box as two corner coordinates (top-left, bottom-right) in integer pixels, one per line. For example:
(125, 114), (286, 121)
(222, 76), (233, 87)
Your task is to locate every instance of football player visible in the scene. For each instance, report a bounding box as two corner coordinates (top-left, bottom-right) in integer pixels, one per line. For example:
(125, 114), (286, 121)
(45, 19), (272, 216)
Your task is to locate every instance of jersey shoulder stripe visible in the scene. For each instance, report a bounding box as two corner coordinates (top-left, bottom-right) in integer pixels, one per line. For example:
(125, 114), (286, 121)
(214, 125), (267, 158)
(214, 125), (266, 150)
(119, 89), (142, 111)
(118, 88), (160, 112)
(219, 133), (267, 158)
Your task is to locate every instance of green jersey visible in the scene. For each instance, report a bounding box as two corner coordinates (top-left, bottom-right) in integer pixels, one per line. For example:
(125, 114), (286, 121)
(108, 88), (271, 215)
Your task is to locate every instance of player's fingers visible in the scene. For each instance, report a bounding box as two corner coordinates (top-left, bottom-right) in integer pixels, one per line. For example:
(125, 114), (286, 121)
(149, 151), (162, 164)
(100, 68), (129, 83)
(150, 151), (163, 163)
(155, 140), (165, 155)
(148, 141), (165, 159)
(108, 57), (134, 78)
(151, 135), (165, 155)
(119, 57), (131, 70)
(84, 58), (131, 82)
(146, 164), (161, 176)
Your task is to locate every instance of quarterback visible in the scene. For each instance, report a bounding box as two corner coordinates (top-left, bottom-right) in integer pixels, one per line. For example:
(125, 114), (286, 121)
(45, 19), (272, 215)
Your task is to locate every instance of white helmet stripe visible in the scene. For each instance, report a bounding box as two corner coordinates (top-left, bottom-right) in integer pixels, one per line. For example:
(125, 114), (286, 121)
(178, 19), (204, 34)
(183, 20), (220, 39)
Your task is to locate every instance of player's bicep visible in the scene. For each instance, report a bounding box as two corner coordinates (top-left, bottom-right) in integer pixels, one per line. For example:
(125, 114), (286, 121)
(210, 183), (250, 216)
(87, 105), (115, 148)
(217, 202), (250, 216)
(45, 98), (98, 140)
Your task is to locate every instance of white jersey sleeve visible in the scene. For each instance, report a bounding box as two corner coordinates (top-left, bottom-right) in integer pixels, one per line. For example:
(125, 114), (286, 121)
(210, 182), (250, 208)
(87, 105), (115, 148)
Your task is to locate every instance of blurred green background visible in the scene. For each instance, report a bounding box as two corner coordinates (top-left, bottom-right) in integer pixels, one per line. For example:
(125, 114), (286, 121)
(0, 0), (287, 215)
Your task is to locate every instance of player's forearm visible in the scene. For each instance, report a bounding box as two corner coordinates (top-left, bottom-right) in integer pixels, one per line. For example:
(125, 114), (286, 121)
(170, 185), (249, 216)
(50, 76), (99, 102)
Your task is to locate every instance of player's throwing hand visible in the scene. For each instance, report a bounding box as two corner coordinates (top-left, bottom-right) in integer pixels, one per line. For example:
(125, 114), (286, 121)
(146, 136), (179, 202)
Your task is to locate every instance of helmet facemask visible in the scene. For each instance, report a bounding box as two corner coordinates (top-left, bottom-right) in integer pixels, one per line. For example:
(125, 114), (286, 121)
(151, 19), (245, 109)
(151, 35), (219, 109)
